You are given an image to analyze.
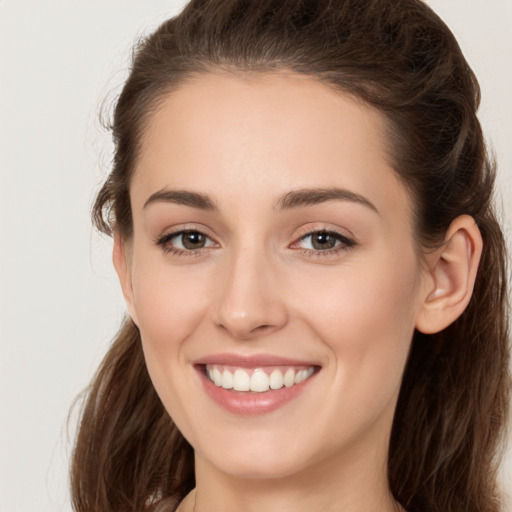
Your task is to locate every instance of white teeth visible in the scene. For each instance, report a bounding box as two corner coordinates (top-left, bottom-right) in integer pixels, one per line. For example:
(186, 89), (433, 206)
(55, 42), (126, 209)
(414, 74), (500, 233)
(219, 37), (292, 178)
(221, 370), (233, 389)
(207, 365), (315, 392)
(295, 369), (307, 384)
(295, 367), (314, 384)
(233, 368), (250, 391)
(269, 369), (284, 390)
(212, 367), (222, 386)
(250, 369), (270, 392)
(283, 368), (295, 387)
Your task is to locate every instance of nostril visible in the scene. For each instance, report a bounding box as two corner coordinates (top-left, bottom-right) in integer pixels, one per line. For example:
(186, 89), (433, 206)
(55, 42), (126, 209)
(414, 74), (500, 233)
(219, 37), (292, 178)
(253, 324), (274, 333)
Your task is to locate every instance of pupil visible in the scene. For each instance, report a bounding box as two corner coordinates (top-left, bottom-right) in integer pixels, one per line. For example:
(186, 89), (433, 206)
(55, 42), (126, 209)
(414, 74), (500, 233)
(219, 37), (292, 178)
(312, 232), (336, 250)
(183, 232), (205, 249)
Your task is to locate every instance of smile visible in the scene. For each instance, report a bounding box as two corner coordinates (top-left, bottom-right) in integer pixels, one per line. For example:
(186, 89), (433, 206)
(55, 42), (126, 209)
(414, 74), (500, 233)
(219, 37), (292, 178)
(194, 355), (321, 415)
(206, 364), (316, 393)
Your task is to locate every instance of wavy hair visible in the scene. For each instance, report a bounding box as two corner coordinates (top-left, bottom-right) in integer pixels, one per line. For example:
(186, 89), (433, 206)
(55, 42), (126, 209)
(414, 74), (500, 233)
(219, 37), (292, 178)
(71, 1), (510, 510)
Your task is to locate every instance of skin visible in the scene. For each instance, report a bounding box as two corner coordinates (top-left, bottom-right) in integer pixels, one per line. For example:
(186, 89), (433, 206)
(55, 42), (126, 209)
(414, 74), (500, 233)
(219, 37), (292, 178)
(114, 72), (482, 512)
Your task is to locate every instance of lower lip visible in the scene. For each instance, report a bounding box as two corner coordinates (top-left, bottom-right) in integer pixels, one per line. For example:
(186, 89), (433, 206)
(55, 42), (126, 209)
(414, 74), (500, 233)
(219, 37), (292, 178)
(196, 366), (318, 416)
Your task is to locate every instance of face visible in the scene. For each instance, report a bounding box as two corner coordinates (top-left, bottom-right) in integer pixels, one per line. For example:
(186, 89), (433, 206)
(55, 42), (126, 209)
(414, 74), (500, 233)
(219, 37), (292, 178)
(117, 72), (430, 481)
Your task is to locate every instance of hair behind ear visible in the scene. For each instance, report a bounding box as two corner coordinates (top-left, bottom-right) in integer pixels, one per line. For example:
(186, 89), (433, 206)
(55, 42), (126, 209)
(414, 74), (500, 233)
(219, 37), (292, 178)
(389, 207), (510, 512)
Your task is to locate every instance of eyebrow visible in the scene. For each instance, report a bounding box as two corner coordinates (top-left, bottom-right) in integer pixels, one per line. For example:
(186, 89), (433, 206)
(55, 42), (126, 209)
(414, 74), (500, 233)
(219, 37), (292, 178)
(275, 187), (379, 214)
(143, 189), (218, 210)
(143, 186), (378, 214)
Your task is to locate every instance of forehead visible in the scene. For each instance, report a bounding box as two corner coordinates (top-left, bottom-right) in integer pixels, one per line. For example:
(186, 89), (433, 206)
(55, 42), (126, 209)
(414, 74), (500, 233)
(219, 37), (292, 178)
(132, 71), (410, 224)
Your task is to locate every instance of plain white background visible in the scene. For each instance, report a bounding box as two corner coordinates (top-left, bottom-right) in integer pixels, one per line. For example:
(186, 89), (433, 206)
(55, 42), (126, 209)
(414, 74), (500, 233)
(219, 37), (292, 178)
(0, 1), (511, 511)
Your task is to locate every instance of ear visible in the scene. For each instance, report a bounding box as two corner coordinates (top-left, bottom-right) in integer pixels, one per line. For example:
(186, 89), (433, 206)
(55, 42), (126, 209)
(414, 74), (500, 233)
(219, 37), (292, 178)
(112, 230), (139, 326)
(415, 215), (483, 334)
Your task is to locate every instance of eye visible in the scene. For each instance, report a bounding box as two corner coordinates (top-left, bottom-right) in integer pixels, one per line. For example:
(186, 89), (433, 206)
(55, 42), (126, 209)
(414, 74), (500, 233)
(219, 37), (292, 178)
(156, 229), (217, 254)
(293, 229), (356, 254)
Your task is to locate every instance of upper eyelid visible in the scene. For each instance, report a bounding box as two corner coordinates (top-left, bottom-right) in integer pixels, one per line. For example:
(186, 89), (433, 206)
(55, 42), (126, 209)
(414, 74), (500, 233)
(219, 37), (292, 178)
(292, 232), (355, 249)
(298, 229), (352, 240)
(155, 224), (216, 242)
(292, 225), (356, 242)
(156, 230), (217, 247)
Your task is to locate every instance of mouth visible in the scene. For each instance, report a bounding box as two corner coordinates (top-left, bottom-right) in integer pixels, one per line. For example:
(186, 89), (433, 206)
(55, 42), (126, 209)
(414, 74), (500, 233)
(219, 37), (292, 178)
(193, 354), (321, 415)
(203, 364), (316, 393)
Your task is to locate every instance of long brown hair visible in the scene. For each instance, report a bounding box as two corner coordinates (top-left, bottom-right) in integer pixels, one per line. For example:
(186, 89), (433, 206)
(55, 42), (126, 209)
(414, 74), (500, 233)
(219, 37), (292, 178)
(71, 1), (511, 510)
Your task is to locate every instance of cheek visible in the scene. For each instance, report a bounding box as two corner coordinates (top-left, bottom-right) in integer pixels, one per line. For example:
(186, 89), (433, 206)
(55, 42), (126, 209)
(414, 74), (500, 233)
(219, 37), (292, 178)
(296, 250), (421, 407)
(129, 254), (213, 429)
(301, 250), (419, 337)
(130, 254), (211, 349)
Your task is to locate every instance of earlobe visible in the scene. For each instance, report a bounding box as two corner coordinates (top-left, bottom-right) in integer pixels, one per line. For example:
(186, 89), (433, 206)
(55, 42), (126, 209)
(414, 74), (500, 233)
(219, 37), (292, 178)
(112, 231), (139, 326)
(415, 215), (483, 334)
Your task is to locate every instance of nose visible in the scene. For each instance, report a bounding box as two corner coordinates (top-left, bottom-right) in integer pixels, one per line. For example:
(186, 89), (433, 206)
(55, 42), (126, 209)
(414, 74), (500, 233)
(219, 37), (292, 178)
(213, 247), (288, 340)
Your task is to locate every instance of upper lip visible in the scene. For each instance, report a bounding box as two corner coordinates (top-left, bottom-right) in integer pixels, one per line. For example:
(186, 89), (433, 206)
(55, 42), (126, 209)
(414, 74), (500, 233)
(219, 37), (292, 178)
(193, 353), (320, 368)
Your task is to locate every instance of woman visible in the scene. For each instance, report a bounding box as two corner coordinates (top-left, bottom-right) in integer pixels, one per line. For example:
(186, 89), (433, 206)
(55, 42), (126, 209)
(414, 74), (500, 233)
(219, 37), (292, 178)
(71, 0), (511, 511)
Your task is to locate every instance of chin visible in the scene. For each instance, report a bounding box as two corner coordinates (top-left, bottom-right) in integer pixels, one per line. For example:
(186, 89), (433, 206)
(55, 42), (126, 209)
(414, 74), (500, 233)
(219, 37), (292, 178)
(206, 452), (310, 480)
(194, 430), (327, 481)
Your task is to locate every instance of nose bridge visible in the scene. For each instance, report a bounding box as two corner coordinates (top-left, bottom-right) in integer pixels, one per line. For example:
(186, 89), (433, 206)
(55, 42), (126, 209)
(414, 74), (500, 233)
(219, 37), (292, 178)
(214, 239), (287, 338)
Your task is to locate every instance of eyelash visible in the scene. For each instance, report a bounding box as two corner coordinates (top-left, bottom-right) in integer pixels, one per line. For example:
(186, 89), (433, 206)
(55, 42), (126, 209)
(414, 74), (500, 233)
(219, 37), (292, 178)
(155, 228), (356, 258)
(293, 229), (356, 257)
(155, 229), (217, 256)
